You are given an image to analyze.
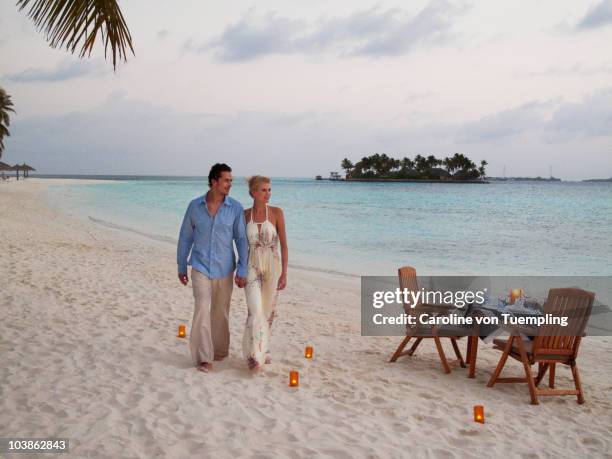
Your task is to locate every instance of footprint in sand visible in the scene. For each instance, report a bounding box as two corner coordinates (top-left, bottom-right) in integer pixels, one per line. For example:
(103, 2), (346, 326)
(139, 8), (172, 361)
(458, 428), (480, 436)
(393, 422), (411, 433)
(581, 437), (604, 449)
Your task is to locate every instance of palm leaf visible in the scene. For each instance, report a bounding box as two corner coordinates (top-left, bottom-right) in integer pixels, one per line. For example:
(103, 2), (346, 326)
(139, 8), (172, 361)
(0, 125), (9, 155)
(17, 0), (134, 69)
(0, 87), (15, 157)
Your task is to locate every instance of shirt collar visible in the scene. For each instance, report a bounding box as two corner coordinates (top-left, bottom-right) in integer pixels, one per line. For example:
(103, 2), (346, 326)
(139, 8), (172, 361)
(201, 191), (231, 207)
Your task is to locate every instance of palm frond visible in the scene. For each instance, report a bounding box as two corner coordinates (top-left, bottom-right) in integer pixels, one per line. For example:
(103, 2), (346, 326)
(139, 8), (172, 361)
(17, 0), (134, 70)
(0, 87), (15, 157)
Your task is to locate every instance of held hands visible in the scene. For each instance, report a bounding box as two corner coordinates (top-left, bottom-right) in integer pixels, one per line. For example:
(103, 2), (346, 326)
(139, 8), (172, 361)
(235, 275), (247, 288)
(277, 273), (287, 290)
(180, 272), (246, 288)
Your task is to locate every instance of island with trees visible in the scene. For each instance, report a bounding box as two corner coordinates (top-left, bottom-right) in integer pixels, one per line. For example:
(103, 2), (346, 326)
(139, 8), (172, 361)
(333, 153), (488, 183)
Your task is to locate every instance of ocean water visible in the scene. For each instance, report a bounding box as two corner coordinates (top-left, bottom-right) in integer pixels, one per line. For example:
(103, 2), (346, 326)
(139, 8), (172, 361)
(45, 177), (612, 277)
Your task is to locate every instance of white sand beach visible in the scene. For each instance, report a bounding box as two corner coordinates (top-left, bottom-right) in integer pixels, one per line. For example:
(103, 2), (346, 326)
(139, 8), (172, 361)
(1, 179), (611, 458)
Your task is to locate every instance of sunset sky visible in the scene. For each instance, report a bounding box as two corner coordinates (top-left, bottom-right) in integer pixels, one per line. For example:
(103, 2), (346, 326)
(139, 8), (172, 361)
(1, 0), (611, 179)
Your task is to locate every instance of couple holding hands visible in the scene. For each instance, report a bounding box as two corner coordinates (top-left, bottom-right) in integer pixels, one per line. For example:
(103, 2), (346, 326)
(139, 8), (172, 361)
(177, 163), (288, 372)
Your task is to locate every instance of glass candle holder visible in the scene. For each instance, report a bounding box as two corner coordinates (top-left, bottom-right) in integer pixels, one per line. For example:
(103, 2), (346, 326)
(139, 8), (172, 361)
(509, 288), (523, 305)
(289, 370), (299, 387)
(178, 324), (186, 338)
(474, 405), (484, 424)
(305, 346), (313, 359)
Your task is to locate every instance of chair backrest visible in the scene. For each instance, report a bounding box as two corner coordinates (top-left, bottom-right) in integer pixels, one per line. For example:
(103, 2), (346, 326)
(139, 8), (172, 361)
(398, 266), (423, 330)
(533, 288), (594, 359)
(398, 265), (419, 303)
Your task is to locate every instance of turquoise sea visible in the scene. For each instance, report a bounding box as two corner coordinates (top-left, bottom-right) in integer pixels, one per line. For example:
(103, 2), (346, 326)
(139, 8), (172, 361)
(44, 177), (612, 277)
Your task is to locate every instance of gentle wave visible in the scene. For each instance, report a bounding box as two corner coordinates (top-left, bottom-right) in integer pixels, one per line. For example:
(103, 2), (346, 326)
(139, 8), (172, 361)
(88, 216), (177, 244)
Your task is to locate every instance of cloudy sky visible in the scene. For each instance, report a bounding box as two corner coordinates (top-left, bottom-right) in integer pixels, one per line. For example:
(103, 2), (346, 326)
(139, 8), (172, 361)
(1, 0), (611, 179)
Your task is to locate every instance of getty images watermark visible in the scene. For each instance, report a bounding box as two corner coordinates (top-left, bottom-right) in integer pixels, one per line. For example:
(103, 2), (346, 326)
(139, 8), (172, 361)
(361, 276), (612, 336)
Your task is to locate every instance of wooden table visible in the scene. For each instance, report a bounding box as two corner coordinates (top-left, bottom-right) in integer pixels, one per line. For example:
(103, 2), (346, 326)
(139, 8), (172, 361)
(466, 335), (480, 378)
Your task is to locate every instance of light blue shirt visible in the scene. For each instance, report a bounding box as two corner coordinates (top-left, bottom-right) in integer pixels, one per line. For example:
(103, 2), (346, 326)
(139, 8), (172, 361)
(177, 193), (248, 279)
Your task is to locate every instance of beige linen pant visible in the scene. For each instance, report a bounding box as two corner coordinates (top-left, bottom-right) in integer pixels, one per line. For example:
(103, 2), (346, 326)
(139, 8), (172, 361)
(190, 269), (234, 365)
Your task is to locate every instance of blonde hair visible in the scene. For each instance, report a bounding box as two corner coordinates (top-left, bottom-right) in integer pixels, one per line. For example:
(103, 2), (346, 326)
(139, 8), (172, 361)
(247, 175), (271, 197)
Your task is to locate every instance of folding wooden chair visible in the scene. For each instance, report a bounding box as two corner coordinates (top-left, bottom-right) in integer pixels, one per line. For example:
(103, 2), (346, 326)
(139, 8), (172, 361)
(389, 266), (468, 373)
(487, 288), (594, 404)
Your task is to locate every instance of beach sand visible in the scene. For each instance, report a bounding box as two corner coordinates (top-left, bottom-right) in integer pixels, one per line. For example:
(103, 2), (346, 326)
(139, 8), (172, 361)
(1, 179), (611, 458)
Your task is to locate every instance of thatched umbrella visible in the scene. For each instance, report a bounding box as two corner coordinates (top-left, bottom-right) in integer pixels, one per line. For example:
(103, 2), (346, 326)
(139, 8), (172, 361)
(11, 163), (26, 180)
(21, 163), (36, 178)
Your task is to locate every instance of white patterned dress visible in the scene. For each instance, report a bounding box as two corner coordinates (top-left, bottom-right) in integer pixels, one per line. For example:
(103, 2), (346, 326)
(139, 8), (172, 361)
(242, 205), (282, 368)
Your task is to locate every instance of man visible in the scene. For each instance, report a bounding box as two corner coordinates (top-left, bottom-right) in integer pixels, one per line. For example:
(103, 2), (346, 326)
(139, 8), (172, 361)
(177, 163), (248, 372)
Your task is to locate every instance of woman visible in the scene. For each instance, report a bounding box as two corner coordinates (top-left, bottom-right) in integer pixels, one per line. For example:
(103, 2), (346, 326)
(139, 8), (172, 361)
(242, 175), (288, 371)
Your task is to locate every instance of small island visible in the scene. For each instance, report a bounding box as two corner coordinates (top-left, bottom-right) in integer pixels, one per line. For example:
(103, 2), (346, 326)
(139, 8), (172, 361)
(583, 177), (612, 182)
(317, 153), (489, 183)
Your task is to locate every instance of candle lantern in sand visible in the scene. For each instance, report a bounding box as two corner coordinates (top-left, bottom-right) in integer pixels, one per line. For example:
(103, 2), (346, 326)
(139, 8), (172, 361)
(509, 288), (524, 305)
(474, 405), (484, 424)
(178, 324), (186, 338)
(305, 346), (313, 359)
(289, 371), (299, 387)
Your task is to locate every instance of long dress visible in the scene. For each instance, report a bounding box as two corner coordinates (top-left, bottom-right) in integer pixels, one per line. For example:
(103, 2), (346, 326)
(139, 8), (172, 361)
(242, 204), (282, 368)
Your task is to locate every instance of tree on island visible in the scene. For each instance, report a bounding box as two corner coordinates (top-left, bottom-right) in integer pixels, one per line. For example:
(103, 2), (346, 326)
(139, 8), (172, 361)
(341, 153), (487, 180)
(478, 160), (488, 178)
(400, 156), (415, 170)
(341, 158), (354, 175)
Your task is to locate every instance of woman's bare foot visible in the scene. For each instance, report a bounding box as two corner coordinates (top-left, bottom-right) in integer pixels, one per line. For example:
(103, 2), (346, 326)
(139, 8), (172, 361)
(264, 356), (272, 364)
(197, 362), (213, 372)
(247, 357), (261, 371)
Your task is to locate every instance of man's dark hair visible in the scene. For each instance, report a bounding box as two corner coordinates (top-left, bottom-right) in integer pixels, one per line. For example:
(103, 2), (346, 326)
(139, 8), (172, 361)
(208, 163), (232, 187)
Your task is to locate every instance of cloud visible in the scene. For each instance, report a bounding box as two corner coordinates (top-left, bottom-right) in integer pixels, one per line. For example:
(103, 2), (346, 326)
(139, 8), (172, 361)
(188, 0), (467, 62)
(156, 29), (170, 41)
(545, 88), (612, 139)
(458, 101), (554, 143)
(2, 59), (107, 83)
(455, 89), (612, 143)
(196, 11), (303, 61)
(577, 0), (612, 30)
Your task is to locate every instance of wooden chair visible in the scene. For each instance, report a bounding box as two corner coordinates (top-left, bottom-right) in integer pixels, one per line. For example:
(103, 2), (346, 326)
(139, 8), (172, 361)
(487, 288), (594, 404)
(389, 266), (468, 373)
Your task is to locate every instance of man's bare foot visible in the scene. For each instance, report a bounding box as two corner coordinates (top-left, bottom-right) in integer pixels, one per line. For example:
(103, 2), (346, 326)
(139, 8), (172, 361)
(214, 355), (226, 361)
(197, 362), (213, 372)
(264, 356), (272, 364)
